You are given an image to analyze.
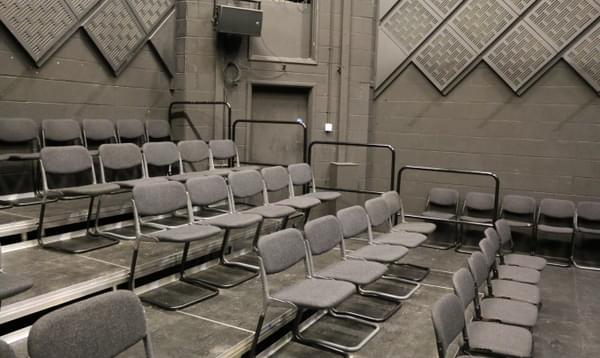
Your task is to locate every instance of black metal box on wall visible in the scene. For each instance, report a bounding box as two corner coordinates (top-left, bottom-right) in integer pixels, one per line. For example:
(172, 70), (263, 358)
(216, 5), (263, 36)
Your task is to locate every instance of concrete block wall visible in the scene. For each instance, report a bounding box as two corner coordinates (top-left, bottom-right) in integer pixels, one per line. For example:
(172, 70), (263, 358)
(368, 62), (600, 212)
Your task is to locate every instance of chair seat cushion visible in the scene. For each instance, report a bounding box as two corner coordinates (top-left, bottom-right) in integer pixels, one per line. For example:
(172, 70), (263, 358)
(116, 177), (167, 189)
(61, 183), (121, 197)
(272, 278), (355, 309)
(168, 172), (206, 182)
(152, 224), (221, 243)
(88, 149), (99, 157)
(505, 254), (546, 271)
(491, 279), (541, 305)
(537, 224), (573, 234)
(373, 231), (427, 248)
(316, 260), (388, 285)
(467, 321), (532, 357)
(503, 219), (534, 228)
(393, 222), (436, 234)
(303, 191), (341, 201)
(275, 196), (320, 210)
(8, 152), (40, 160)
(350, 244), (408, 263)
(232, 165), (261, 172)
(206, 168), (232, 177)
(481, 298), (538, 327)
(498, 265), (540, 285)
(578, 226), (600, 235)
(422, 211), (455, 220)
(205, 213), (262, 229)
(246, 205), (296, 219)
(0, 273), (33, 300)
(0, 154), (9, 161)
(459, 215), (493, 223)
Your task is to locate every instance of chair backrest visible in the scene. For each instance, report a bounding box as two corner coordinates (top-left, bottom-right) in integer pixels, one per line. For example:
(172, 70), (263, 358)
(452, 268), (476, 309)
(382, 191), (401, 216)
(288, 163), (313, 186)
(82, 119), (116, 146)
(337, 205), (369, 239)
(0, 340), (16, 358)
(0, 118), (39, 144)
(431, 293), (466, 358)
(28, 290), (152, 358)
(209, 139), (237, 161)
(177, 140), (210, 172)
(538, 198), (575, 224)
(42, 119), (82, 146)
(132, 181), (188, 216)
(464, 192), (495, 211)
(501, 194), (536, 216)
(98, 143), (145, 182)
(577, 201), (600, 230)
(494, 219), (513, 247)
(479, 237), (499, 269)
(229, 170), (264, 200)
(186, 175), (230, 207)
(40, 146), (95, 189)
(142, 142), (180, 177)
(117, 119), (146, 145)
(428, 188), (459, 207)
(468, 251), (490, 288)
(304, 215), (343, 256)
(365, 197), (391, 228)
(145, 120), (171, 141)
(261, 166), (291, 193)
(257, 228), (306, 275)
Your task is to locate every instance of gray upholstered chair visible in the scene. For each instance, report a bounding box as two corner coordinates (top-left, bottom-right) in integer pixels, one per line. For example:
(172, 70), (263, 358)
(82, 119), (117, 149)
(304, 215), (401, 322)
(574, 201), (600, 270)
(117, 119), (146, 145)
(500, 194), (537, 228)
(27, 290), (154, 358)
(145, 119), (171, 142)
(208, 139), (261, 172)
(453, 267), (537, 329)
(460, 192), (496, 224)
(382, 190), (436, 234)
(468, 251), (541, 306)
(142, 142), (181, 178)
(287, 163), (341, 202)
(169, 140), (231, 182)
(184, 175), (263, 287)
(228, 170), (295, 230)
(0, 340), (16, 358)
(251, 228), (379, 356)
(495, 219), (546, 271)
(41, 119), (84, 147)
(261, 166), (320, 223)
(130, 181), (222, 309)
(535, 198), (576, 266)
(431, 293), (533, 358)
(37, 146), (120, 253)
(336, 205), (419, 299)
(99, 143), (166, 189)
(480, 230), (541, 285)
(422, 187), (460, 220)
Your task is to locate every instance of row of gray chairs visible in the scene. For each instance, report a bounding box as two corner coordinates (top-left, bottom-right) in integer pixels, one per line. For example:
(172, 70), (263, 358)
(0, 290), (154, 358)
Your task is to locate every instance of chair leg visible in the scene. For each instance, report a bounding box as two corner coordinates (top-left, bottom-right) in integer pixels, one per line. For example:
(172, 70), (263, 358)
(36, 200), (48, 246)
(129, 245), (140, 290)
(250, 309), (267, 358)
(290, 308), (348, 357)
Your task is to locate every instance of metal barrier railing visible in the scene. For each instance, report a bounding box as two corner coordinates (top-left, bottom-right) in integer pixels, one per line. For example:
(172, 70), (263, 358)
(232, 119), (308, 167)
(168, 101), (233, 140)
(396, 165), (500, 226)
(308, 141), (396, 196)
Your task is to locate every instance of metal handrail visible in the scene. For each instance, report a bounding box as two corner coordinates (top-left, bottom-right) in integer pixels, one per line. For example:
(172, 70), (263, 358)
(308, 141), (396, 195)
(168, 101), (233, 140)
(396, 165), (501, 226)
(232, 119), (308, 166)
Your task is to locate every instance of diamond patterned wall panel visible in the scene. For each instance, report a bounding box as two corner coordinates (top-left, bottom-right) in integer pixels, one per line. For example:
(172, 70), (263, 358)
(413, 26), (477, 90)
(149, 9), (176, 76)
(564, 22), (600, 92)
(376, 28), (408, 86)
(526, 0), (600, 50)
(503, 0), (537, 15)
(0, 0), (77, 63)
(424, 0), (463, 17)
(127, 0), (174, 33)
(84, 0), (146, 74)
(379, 0), (397, 20)
(451, 0), (517, 51)
(381, 0), (442, 54)
(64, 0), (100, 18)
(484, 22), (555, 91)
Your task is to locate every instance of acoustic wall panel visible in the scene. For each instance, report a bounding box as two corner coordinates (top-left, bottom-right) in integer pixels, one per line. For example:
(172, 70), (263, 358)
(0, 0), (77, 63)
(376, 28), (408, 85)
(526, 0), (600, 50)
(149, 9), (176, 77)
(64, 0), (100, 18)
(413, 26), (477, 90)
(128, 0), (174, 33)
(379, 0), (397, 20)
(503, 0), (537, 15)
(425, 0), (463, 17)
(485, 22), (555, 91)
(564, 22), (600, 93)
(84, 0), (146, 74)
(381, 0), (442, 54)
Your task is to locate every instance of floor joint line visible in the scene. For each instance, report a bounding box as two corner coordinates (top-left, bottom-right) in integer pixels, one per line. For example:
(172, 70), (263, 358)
(176, 310), (255, 334)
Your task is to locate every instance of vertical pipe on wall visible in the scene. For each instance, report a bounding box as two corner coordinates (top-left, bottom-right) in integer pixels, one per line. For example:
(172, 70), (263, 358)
(337, 0), (352, 162)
